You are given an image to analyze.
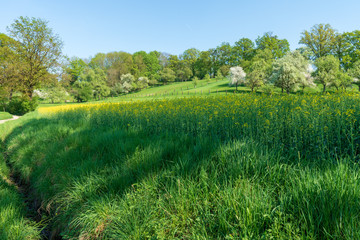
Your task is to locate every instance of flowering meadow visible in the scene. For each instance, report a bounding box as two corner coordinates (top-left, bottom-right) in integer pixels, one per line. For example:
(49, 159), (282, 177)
(2, 93), (360, 239)
(40, 93), (360, 160)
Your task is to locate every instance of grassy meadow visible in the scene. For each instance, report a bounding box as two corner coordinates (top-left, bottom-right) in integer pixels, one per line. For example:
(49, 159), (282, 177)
(39, 77), (360, 107)
(1, 93), (360, 238)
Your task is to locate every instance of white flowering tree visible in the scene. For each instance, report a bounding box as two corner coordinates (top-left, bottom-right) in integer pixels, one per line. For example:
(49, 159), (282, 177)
(228, 66), (246, 91)
(299, 64), (316, 92)
(120, 73), (135, 93)
(137, 77), (149, 90)
(271, 51), (309, 94)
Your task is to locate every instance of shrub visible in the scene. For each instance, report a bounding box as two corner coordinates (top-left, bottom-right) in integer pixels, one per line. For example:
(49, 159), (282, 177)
(6, 97), (38, 115)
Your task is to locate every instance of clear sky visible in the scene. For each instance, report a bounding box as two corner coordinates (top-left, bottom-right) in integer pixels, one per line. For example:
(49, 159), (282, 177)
(1, 0), (360, 59)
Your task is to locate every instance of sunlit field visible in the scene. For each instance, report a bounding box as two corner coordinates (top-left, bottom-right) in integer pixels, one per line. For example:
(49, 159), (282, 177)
(0, 93), (359, 239)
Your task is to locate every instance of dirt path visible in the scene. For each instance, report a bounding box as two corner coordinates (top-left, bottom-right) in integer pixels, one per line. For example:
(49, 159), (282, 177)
(0, 115), (20, 124)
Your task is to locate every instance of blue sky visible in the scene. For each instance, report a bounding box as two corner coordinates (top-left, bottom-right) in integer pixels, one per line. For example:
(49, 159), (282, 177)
(1, 0), (360, 59)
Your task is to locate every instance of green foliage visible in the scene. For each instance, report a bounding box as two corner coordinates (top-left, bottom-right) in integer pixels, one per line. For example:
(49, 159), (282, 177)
(314, 55), (340, 92)
(342, 30), (360, 69)
(176, 66), (193, 82)
(247, 59), (269, 92)
(6, 97), (38, 115)
(192, 76), (199, 88)
(194, 51), (211, 79)
(332, 71), (352, 91)
(7, 16), (63, 98)
(256, 32), (290, 59)
(232, 38), (255, 66)
(202, 74), (211, 82)
(348, 60), (360, 91)
(72, 82), (93, 102)
(299, 24), (337, 59)
(133, 51), (161, 80)
(66, 57), (87, 85)
(215, 69), (223, 80)
(159, 68), (176, 85)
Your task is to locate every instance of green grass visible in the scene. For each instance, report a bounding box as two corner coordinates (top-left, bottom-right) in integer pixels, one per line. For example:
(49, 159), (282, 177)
(0, 145), (41, 239)
(2, 93), (360, 238)
(0, 112), (13, 121)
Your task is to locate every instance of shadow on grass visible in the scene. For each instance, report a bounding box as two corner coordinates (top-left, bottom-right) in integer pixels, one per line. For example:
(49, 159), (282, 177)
(3, 111), (360, 239)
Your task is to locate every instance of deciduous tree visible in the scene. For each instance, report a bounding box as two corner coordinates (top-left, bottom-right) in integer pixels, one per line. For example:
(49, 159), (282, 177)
(299, 24), (337, 59)
(228, 66), (246, 91)
(7, 16), (63, 99)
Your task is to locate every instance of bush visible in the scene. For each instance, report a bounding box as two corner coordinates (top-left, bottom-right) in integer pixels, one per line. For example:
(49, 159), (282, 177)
(6, 97), (38, 115)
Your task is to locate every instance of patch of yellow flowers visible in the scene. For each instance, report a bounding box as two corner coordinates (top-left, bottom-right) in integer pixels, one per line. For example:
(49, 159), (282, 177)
(38, 93), (360, 156)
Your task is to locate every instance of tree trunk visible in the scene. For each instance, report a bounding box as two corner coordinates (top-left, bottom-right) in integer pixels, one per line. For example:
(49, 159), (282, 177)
(323, 84), (326, 93)
(281, 88), (284, 93)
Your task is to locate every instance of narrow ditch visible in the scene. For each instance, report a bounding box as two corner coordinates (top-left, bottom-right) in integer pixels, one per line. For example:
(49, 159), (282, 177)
(1, 145), (63, 240)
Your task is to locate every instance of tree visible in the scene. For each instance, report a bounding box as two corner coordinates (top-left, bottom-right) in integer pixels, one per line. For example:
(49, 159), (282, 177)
(7, 16), (63, 99)
(159, 68), (176, 85)
(181, 48), (200, 75)
(106, 52), (133, 89)
(256, 32), (290, 59)
(348, 60), (360, 91)
(299, 64), (316, 92)
(120, 73), (136, 93)
(0, 33), (23, 100)
(246, 60), (268, 92)
(137, 77), (149, 90)
(299, 24), (337, 59)
(216, 69), (223, 80)
(194, 51), (211, 79)
(66, 57), (87, 85)
(77, 67), (110, 99)
(313, 55), (340, 93)
(232, 38), (255, 71)
(176, 66), (193, 82)
(72, 81), (92, 102)
(228, 66), (246, 91)
(246, 49), (274, 92)
(332, 71), (352, 91)
(192, 76), (199, 88)
(342, 30), (360, 69)
(203, 74), (211, 82)
(132, 51), (161, 80)
(270, 51), (309, 94)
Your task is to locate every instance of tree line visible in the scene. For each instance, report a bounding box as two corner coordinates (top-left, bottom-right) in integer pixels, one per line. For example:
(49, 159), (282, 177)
(2, 17), (360, 106)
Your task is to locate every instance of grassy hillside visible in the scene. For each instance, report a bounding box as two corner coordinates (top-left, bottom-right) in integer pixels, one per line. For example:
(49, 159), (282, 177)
(39, 77), (360, 108)
(2, 93), (360, 238)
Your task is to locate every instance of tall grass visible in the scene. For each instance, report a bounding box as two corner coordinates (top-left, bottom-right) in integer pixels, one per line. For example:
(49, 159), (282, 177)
(0, 151), (41, 239)
(1, 93), (360, 239)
